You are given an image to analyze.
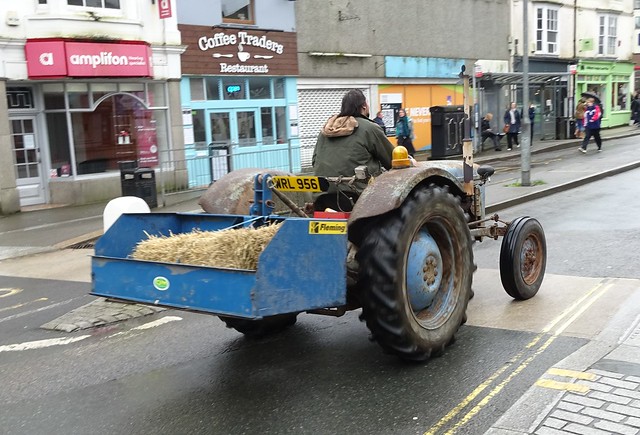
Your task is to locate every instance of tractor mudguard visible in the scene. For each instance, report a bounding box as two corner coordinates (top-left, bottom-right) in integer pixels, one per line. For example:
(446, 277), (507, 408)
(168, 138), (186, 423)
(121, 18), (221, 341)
(199, 168), (312, 215)
(348, 161), (472, 241)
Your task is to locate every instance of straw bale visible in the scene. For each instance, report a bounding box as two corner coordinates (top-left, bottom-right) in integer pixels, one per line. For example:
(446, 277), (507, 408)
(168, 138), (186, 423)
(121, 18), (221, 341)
(131, 223), (281, 270)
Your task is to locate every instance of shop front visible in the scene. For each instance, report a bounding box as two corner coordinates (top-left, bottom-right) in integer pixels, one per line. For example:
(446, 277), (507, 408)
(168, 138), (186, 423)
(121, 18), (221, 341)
(575, 60), (634, 128)
(178, 25), (299, 187)
(7, 39), (175, 207)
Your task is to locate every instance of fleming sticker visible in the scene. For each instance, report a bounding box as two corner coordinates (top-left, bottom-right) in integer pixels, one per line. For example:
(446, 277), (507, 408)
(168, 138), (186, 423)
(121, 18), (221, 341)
(308, 221), (347, 235)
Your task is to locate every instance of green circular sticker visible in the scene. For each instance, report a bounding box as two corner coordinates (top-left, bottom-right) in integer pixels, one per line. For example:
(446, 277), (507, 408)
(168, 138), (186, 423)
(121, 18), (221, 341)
(153, 276), (170, 291)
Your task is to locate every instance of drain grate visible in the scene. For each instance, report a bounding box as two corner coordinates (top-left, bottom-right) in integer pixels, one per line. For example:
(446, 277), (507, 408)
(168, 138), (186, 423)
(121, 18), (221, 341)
(67, 237), (98, 249)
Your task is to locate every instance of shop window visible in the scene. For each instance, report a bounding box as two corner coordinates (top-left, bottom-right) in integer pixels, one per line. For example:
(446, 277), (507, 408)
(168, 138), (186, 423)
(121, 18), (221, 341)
(222, 0), (254, 24)
(636, 0), (640, 9)
(205, 78), (221, 100)
(636, 17), (640, 29)
(192, 109), (207, 150)
(275, 107), (287, 144)
(68, 83), (90, 109)
(67, 0), (120, 8)
(249, 77), (271, 99)
(236, 111), (256, 146)
(613, 82), (628, 111)
(274, 78), (285, 99)
(261, 107), (274, 144)
(190, 78), (205, 101)
(46, 113), (72, 177)
(222, 78), (245, 100)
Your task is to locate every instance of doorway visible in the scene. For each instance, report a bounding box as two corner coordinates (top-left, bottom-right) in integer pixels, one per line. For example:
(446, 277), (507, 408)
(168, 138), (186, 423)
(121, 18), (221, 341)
(10, 117), (46, 206)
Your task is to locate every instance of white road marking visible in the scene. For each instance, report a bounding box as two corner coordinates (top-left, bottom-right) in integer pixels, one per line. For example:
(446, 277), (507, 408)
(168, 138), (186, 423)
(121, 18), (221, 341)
(132, 316), (182, 330)
(0, 335), (91, 352)
(0, 298), (48, 313)
(0, 298), (79, 324)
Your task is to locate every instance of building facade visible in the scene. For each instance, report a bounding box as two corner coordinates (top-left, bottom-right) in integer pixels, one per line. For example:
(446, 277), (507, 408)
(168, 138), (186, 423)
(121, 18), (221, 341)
(176, 0), (299, 187)
(294, 0), (511, 162)
(0, 0), (184, 215)
(509, 0), (634, 134)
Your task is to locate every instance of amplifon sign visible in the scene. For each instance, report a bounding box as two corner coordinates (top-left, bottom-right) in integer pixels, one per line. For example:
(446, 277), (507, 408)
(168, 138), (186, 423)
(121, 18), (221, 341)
(25, 40), (153, 78)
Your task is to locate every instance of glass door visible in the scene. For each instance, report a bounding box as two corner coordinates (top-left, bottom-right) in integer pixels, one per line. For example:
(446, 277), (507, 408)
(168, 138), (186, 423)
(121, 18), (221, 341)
(208, 111), (232, 181)
(11, 117), (45, 206)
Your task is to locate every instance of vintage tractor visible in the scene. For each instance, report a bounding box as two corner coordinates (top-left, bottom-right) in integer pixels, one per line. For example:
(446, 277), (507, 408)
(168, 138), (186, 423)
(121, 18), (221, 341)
(92, 144), (547, 362)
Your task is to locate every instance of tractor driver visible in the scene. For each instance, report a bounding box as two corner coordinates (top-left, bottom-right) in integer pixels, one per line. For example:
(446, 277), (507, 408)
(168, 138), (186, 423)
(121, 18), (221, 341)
(312, 89), (395, 211)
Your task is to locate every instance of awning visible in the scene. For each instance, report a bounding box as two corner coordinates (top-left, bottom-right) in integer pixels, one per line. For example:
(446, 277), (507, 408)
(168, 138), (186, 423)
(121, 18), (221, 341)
(481, 72), (571, 86)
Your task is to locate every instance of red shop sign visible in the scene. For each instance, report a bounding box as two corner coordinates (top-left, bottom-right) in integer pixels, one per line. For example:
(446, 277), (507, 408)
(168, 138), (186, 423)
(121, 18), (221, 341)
(158, 0), (172, 19)
(25, 40), (153, 78)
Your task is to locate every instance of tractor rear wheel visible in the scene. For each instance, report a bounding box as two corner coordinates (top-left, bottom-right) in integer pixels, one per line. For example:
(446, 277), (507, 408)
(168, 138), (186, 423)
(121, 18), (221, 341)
(356, 186), (473, 361)
(218, 314), (298, 338)
(499, 217), (546, 300)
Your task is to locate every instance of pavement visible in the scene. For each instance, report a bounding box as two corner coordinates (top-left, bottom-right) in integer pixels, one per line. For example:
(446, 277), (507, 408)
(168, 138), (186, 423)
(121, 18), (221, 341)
(1, 124), (640, 434)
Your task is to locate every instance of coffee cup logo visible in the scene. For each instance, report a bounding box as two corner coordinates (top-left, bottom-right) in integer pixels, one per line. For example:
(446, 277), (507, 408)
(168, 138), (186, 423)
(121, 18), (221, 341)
(237, 44), (250, 62)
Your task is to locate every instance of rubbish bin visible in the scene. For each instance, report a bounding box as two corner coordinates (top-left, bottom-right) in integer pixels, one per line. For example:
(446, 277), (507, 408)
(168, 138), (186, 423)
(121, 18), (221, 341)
(556, 117), (572, 140)
(120, 162), (157, 208)
(209, 143), (232, 182)
(430, 105), (466, 159)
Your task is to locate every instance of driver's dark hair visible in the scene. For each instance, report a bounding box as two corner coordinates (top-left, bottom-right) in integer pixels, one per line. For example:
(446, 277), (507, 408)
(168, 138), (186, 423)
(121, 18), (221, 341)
(339, 89), (367, 117)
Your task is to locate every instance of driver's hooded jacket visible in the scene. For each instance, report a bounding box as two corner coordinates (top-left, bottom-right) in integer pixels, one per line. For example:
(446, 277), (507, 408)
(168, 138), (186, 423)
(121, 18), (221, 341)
(312, 114), (395, 195)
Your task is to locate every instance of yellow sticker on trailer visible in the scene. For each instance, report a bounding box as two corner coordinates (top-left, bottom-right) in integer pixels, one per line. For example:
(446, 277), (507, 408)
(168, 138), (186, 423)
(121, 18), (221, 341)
(309, 221), (347, 235)
(272, 176), (324, 192)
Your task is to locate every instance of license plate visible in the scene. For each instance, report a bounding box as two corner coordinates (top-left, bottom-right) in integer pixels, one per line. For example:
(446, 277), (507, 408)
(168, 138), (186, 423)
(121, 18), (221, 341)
(271, 176), (329, 192)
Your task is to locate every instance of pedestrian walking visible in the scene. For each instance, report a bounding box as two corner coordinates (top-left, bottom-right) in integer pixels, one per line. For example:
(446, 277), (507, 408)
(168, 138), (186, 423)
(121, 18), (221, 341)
(503, 102), (521, 150)
(395, 108), (416, 156)
(373, 110), (385, 129)
(631, 92), (640, 127)
(574, 98), (586, 139)
(578, 97), (602, 153)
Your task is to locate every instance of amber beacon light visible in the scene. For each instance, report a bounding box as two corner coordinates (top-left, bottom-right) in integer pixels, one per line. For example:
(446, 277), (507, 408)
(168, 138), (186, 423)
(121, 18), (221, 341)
(392, 146), (411, 169)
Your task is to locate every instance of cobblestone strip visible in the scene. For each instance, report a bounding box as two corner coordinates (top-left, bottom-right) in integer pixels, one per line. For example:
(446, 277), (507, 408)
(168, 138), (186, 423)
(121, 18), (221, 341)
(534, 367), (640, 435)
(40, 298), (165, 332)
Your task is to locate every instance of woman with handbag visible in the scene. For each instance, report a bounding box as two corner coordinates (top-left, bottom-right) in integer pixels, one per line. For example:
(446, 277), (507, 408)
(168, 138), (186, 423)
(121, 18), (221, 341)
(503, 102), (521, 150)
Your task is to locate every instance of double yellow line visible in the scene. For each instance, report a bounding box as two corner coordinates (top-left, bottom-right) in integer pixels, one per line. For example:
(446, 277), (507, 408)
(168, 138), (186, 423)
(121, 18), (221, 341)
(424, 279), (614, 435)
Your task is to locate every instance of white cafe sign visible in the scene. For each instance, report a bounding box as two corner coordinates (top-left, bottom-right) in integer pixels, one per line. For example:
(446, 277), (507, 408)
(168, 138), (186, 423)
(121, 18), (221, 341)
(198, 31), (284, 74)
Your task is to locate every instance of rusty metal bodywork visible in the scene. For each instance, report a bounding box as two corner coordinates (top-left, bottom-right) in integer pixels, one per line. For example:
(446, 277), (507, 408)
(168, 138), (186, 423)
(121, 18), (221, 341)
(348, 160), (481, 229)
(198, 168), (312, 215)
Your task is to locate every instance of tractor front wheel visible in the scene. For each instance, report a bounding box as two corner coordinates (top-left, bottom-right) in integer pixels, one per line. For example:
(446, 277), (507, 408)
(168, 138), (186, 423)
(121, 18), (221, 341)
(356, 186), (473, 361)
(499, 217), (546, 300)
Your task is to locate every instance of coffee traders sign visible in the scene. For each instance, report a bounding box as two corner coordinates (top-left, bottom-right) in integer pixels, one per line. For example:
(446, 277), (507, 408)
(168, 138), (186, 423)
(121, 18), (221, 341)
(179, 25), (298, 76)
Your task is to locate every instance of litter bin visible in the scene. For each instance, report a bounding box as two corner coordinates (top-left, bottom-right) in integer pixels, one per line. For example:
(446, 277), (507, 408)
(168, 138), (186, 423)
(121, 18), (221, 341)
(430, 105), (466, 159)
(209, 143), (232, 182)
(120, 161), (157, 208)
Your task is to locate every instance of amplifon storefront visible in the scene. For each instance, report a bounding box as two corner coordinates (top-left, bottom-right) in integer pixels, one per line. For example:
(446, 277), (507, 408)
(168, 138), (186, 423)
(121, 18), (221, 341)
(7, 39), (173, 207)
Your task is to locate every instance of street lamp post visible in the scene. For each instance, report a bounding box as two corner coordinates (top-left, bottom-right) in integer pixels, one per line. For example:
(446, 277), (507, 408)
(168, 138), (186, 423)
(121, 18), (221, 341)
(521, 0), (531, 186)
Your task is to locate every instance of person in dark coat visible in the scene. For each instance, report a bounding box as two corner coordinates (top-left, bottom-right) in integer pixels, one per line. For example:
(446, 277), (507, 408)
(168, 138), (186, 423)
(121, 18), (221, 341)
(631, 92), (640, 127)
(480, 113), (501, 151)
(578, 98), (603, 153)
(373, 111), (385, 129)
(312, 89), (394, 210)
(503, 102), (521, 150)
(395, 109), (416, 156)
(528, 103), (535, 142)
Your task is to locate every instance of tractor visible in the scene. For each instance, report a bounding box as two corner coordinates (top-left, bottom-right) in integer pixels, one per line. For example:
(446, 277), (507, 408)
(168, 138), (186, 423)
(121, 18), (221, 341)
(91, 145), (547, 362)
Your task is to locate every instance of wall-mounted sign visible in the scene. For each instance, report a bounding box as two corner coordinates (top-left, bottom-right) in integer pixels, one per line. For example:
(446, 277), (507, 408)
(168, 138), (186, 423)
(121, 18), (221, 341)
(179, 25), (298, 76)
(158, 0), (172, 19)
(25, 40), (153, 78)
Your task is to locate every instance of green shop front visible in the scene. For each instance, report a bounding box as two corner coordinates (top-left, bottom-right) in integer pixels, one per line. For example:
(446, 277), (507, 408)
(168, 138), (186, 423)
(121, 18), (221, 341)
(575, 60), (634, 128)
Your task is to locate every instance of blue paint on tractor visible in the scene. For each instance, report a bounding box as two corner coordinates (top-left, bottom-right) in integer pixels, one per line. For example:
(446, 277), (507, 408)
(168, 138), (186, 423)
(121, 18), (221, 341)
(91, 214), (348, 319)
(406, 229), (442, 312)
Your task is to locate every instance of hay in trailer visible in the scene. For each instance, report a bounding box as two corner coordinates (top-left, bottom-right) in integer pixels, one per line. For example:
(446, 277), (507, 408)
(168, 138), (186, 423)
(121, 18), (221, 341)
(131, 223), (282, 270)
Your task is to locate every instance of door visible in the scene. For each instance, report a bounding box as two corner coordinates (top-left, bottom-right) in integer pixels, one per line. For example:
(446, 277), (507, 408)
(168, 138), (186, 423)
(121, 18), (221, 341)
(11, 117), (46, 206)
(207, 110), (259, 180)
